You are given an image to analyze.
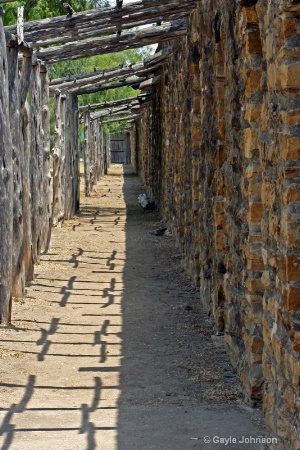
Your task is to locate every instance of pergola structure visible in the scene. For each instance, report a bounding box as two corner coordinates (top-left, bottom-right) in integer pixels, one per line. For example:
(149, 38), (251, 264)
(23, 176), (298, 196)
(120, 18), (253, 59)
(0, 0), (197, 324)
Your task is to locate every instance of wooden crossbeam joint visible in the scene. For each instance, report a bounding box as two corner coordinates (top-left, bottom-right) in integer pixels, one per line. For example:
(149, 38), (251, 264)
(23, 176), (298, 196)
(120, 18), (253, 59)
(116, 0), (123, 9)
(63, 3), (75, 16)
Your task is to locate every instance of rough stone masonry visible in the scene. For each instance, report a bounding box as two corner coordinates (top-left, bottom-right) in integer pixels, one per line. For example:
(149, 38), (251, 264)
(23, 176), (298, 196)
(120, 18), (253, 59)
(130, 0), (300, 449)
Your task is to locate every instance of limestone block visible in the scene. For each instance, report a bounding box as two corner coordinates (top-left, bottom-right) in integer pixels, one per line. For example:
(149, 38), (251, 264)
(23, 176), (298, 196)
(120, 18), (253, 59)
(246, 277), (264, 293)
(243, 128), (259, 158)
(245, 69), (262, 99)
(261, 179), (275, 210)
(283, 183), (300, 204)
(277, 63), (300, 90)
(247, 202), (264, 222)
(286, 285), (300, 311)
(281, 206), (300, 248)
(280, 109), (300, 126)
(245, 30), (263, 56)
(245, 163), (262, 179)
(244, 103), (263, 122)
(283, 167), (300, 179)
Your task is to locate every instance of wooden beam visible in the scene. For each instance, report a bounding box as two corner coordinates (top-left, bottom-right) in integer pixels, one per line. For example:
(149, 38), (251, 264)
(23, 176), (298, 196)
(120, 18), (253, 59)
(139, 74), (161, 89)
(35, 20), (187, 63)
(50, 47), (171, 89)
(5, 1), (196, 46)
(71, 77), (145, 96)
(91, 105), (132, 120)
(79, 96), (138, 112)
(31, 11), (191, 48)
(50, 62), (162, 93)
(78, 93), (151, 112)
(17, 6), (24, 45)
(49, 48), (170, 92)
(100, 114), (141, 125)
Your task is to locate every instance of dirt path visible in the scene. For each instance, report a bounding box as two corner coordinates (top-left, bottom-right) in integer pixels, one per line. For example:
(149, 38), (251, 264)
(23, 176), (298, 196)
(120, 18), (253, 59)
(0, 165), (267, 450)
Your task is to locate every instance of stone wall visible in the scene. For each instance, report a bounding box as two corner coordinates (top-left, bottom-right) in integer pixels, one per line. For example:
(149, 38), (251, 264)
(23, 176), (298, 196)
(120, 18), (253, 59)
(131, 1), (300, 448)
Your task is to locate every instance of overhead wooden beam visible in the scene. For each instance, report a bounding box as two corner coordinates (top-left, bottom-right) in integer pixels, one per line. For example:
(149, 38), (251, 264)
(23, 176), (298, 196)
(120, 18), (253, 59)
(50, 47), (170, 87)
(91, 105), (132, 120)
(35, 20), (187, 63)
(100, 114), (141, 125)
(139, 74), (161, 89)
(78, 93), (151, 112)
(49, 48), (171, 92)
(31, 11), (191, 48)
(5, 1), (196, 46)
(69, 77), (145, 96)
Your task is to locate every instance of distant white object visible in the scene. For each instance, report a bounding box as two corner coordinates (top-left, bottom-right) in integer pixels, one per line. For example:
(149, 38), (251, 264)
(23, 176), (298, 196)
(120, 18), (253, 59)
(138, 193), (148, 209)
(138, 193), (156, 210)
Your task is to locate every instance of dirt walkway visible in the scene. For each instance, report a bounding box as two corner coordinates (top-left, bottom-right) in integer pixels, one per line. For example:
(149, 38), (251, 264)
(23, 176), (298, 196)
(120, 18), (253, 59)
(0, 165), (267, 450)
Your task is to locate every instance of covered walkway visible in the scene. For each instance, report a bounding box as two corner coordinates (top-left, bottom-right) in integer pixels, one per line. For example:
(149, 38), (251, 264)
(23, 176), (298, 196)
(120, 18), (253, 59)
(0, 166), (265, 449)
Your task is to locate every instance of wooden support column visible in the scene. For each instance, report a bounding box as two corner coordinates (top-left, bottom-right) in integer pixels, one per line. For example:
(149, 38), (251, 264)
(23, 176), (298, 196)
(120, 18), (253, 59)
(0, 8), (13, 323)
(52, 91), (66, 226)
(7, 29), (25, 299)
(64, 93), (80, 218)
(90, 119), (97, 186)
(72, 95), (80, 214)
(96, 121), (102, 180)
(40, 66), (52, 252)
(30, 61), (44, 266)
(19, 55), (33, 281)
(83, 110), (92, 197)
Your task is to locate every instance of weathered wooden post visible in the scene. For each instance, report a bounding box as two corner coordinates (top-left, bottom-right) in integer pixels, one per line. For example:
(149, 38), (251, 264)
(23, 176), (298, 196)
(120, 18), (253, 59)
(19, 55), (33, 280)
(30, 60), (43, 266)
(73, 95), (80, 213)
(83, 110), (92, 196)
(64, 93), (80, 218)
(0, 8), (13, 323)
(7, 25), (25, 299)
(53, 91), (66, 226)
(40, 65), (52, 252)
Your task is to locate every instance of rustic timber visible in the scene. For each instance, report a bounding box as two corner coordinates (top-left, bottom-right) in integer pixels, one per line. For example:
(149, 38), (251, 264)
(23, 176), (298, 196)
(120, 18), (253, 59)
(8, 33), (25, 299)
(49, 48), (171, 92)
(63, 2), (75, 16)
(30, 62), (44, 267)
(34, 20), (187, 63)
(83, 110), (92, 197)
(64, 94), (79, 218)
(19, 55), (33, 281)
(91, 105), (132, 120)
(0, 8), (13, 323)
(5, 1), (195, 46)
(52, 92), (66, 227)
(139, 74), (161, 89)
(40, 68), (52, 253)
(17, 7), (24, 45)
(32, 11), (191, 48)
(78, 93), (151, 112)
(73, 77), (144, 96)
(101, 114), (140, 124)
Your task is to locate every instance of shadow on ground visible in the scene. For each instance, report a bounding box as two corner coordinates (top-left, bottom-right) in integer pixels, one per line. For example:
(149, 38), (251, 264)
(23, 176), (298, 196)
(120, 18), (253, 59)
(0, 164), (267, 450)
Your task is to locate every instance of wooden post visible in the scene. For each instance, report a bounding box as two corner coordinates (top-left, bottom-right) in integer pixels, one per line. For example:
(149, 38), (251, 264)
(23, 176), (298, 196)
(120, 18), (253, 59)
(7, 28), (25, 299)
(0, 8), (13, 323)
(63, 93), (79, 218)
(52, 91), (66, 226)
(72, 94), (80, 214)
(19, 55), (33, 281)
(30, 61), (44, 267)
(40, 66), (52, 252)
(17, 6), (24, 45)
(83, 110), (92, 197)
